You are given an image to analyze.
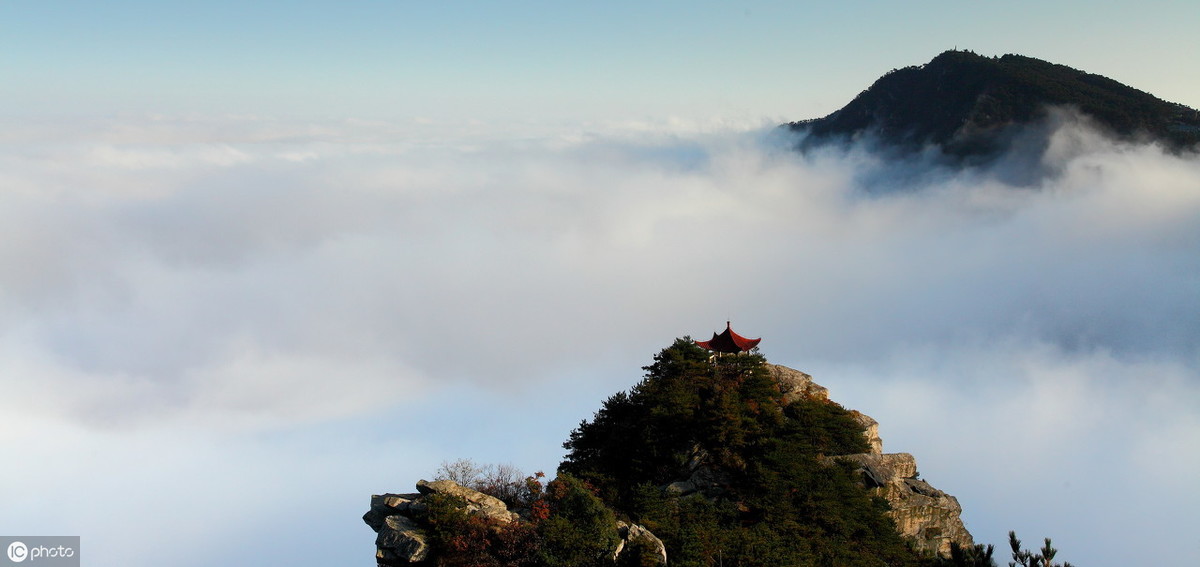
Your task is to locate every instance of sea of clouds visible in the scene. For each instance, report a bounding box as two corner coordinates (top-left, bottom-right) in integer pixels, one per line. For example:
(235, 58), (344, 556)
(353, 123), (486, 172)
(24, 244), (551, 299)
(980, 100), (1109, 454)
(1, 112), (1196, 565)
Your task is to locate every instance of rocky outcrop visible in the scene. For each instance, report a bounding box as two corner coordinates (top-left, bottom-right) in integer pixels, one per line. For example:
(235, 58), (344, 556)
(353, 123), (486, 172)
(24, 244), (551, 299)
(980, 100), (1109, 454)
(773, 364), (973, 558)
(766, 364), (828, 403)
(770, 362), (975, 558)
(849, 411), (883, 454)
(614, 522), (668, 566)
(364, 492), (432, 565)
(415, 479), (518, 523)
(834, 452), (973, 556)
(374, 515), (430, 564)
(364, 479), (665, 565)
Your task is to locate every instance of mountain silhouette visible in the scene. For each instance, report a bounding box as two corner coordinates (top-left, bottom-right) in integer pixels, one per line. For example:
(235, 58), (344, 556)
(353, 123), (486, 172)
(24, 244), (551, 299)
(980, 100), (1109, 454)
(788, 50), (1200, 159)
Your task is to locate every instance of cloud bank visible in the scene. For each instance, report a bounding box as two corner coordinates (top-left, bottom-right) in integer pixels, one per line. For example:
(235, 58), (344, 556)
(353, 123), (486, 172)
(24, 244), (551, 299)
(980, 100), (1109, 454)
(1, 113), (1196, 566)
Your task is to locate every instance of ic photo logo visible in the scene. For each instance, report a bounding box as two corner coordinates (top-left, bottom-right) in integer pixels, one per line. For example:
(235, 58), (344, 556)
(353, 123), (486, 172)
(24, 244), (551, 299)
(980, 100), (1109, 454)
(3, 538), (77, 565)
(6, 542), (26, 563)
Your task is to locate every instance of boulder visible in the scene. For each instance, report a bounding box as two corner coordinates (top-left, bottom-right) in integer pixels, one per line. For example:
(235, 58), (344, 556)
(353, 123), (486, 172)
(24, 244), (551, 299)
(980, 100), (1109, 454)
(375, 515), (429, 564)
(365, 482), (518, 564)
(614, 522), (668, 566)
(415, 479), (519, 523)
(363, 493), (420, 531)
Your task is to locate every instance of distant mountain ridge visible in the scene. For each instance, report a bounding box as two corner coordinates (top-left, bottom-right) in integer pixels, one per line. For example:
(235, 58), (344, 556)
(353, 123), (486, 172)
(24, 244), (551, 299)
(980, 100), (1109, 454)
(788, 50), (1200, 157)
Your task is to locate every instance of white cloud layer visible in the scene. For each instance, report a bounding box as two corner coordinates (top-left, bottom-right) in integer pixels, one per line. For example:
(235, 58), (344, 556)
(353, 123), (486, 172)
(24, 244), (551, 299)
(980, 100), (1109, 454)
(1, 113), (1197, 566)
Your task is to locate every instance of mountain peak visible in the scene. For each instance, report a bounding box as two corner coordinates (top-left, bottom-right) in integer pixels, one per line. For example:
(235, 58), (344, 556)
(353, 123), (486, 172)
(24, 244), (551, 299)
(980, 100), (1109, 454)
(789, 50), (1200, 158)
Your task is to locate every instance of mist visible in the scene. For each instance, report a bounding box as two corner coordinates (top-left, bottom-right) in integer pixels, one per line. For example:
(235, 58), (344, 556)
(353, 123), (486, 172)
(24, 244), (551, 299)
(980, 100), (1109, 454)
(1, 112), (1196, 566)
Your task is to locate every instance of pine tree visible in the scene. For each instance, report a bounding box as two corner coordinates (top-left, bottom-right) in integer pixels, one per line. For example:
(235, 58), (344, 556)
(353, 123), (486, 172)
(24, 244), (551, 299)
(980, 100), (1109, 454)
(1008, 531), (1074, 567)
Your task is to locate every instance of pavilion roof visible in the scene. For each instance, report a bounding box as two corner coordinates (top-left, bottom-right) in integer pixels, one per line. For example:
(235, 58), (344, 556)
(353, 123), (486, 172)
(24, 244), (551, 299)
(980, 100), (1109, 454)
(695, 321), (761, 353)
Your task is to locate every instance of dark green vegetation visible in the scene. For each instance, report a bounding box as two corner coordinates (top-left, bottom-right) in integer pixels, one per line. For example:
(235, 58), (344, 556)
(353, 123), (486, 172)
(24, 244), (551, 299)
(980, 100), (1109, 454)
(789, 49), (1200, 158)
(415, 339), (1072, 567)
(559, 339), (920, 567)
(422, 473), (620, 567)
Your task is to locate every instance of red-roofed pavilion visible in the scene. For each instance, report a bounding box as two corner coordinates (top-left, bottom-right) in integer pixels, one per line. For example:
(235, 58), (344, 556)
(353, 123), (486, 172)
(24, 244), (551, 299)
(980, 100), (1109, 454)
(695, 321), (760, 353)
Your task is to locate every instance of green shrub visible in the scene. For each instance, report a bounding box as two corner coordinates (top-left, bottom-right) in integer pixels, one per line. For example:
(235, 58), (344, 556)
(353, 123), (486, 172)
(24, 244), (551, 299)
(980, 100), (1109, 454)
(536, 474), (620, 567)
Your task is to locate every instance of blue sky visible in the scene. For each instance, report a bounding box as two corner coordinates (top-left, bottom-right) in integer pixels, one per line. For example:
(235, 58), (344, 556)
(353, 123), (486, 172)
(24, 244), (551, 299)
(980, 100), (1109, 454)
(4, 1), (1198, 122)
(1, 2), (1198, 567)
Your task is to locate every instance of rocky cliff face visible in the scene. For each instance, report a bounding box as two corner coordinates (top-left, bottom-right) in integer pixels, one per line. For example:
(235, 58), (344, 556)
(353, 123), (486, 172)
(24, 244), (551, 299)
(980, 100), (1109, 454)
(838, 452), (974, 557)
(768, 364), (974, 556)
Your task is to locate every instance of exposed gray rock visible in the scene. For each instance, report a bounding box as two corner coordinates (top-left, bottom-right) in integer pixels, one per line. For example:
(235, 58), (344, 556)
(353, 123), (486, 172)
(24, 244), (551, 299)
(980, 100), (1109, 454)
(363, 493), (421, 532)
(850, 411), (883, 454)
(884, 484), (971, 558)
(375, 515), (429, 564)
(614, 522), (668, 566)
(830, 445), (972, 557)
(904, 478), (946, 498)
(766, 363), (829, 402)
(835, 452), (918, 487)
(415, 479), (518, 523)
